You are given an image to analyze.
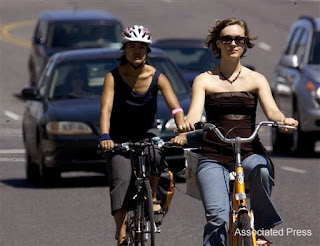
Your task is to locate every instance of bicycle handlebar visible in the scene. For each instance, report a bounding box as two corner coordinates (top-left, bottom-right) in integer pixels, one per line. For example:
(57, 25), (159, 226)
(101, 137), (175, 153)
(188, 121), (296, 144)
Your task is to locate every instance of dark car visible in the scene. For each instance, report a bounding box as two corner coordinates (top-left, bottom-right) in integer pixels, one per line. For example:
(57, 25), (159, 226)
(28, 10), (123, 86)
(152, 38), (220, 86)
(271, 16), (320, 155)
(22, 48), (192, 184)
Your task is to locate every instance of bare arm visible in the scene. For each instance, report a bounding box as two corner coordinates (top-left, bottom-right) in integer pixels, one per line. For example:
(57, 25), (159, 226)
(184, 75), (206, 130)
(257, 74), (298, 126)
(100, 72), (115, 149)
(158, 73), (185, 127)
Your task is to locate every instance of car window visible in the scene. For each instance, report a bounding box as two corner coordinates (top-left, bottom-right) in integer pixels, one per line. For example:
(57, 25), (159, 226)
(48, 22), (122, 49)
(35, 20), (48, 45)
(308, 31), (320, 64)
(38, 59), (55, 96)
(295, 29), (308, 62)
(148, 57), (190, 94)
(159, 47), (218, 71)
(285, 27), (302, 55)
(49, 60), (119, 99)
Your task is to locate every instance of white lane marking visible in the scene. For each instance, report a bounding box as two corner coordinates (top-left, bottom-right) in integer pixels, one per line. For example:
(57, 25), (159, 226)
(257, 42), (272, 52)
(0, 149), (25, 154)
(280, 166), (306, 174)
(0, 158), (25, 162)
(4, 110), (22, 120)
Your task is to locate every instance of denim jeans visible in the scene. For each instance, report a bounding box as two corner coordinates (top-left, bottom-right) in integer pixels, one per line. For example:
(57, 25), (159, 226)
(196, 154), (282, 246)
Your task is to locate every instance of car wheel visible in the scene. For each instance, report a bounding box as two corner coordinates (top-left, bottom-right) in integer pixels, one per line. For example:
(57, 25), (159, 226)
(271, 127), (293, 154)
(39, 143), (61, 185)
(291, 110), (315, 156)
(25, 151), (40, 183)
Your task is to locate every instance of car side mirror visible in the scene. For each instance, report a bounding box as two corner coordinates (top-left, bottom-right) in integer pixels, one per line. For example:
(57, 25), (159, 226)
(21, 87), (40, 100)
(279, 54), (299, 68)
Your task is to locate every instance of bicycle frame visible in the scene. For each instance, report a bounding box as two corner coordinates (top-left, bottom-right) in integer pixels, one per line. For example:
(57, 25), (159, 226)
(229, 137), (257, 246)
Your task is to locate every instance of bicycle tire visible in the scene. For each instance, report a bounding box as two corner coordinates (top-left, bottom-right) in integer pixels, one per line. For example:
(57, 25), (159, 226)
(140, 180), (155, 246)
(126, 211), (135, 246)
(237, 212), (253, 246)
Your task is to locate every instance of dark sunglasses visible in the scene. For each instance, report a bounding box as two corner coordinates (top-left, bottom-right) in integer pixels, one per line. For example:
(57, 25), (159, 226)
(220, 36), (246, 45)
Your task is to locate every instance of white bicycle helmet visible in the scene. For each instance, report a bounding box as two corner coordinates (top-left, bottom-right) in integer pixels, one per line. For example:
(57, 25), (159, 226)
(121, 25), (152, 44)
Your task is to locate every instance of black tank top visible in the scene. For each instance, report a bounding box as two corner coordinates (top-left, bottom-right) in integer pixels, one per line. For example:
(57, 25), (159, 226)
(109, 68), (160, 142)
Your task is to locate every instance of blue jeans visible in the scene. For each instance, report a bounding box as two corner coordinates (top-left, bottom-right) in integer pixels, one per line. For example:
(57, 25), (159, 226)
(196, 154), (282, 246)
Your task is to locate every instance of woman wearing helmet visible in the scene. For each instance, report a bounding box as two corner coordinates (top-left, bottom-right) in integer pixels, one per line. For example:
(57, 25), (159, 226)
(99, 25), (186, 246)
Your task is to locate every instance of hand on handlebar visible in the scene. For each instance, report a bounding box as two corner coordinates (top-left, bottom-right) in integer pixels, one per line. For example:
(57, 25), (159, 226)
(277, 117), (298, 133)
(100, 139), (115, 150)
(282, 117), (299, 127)
(177, 121), (196, 133)
(170, 133), (188, 146)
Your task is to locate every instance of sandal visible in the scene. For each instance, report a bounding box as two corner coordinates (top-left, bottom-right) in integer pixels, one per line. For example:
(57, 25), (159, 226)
(152, 199), (162, 212)
(256, 236), (272, 246)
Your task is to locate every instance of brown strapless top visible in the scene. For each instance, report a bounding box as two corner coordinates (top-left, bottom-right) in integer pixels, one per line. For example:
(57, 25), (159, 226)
(201, 92), (273, 174)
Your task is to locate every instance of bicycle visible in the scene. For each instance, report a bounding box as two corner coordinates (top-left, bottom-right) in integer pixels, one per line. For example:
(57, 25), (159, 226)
(104, 137), (173, 246)
(184, 121), (296, 246)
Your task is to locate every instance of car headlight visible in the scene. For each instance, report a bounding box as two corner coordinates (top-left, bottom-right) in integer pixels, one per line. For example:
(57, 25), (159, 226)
(164, 115), (207, 131)
(46, 121), (93, 135)
(316, 87), (320, 98)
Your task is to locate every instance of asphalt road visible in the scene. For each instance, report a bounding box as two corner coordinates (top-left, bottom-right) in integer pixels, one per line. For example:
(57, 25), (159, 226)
(0, 0), (319, 246)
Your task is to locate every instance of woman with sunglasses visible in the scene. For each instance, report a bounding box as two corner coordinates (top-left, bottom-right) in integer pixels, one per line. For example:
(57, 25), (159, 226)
(181, 19), (298, 245)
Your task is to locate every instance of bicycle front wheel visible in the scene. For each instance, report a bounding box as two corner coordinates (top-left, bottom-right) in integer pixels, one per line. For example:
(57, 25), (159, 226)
(237, 212), (253, 246)
(140, 180), (155, 246)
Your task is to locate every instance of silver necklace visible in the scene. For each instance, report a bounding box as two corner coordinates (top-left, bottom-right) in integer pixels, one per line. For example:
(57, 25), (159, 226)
(218, 65), (241, 84)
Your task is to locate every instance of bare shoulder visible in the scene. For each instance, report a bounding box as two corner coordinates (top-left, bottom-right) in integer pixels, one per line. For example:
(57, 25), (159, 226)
(144, 65), (156, 77)
(193, 70), (217, 86)
(242, 67), (269, 89)
(104, 71), (114, 81)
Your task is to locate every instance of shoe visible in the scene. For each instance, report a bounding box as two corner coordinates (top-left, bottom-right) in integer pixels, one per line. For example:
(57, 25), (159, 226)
(256, 236), (272, 246)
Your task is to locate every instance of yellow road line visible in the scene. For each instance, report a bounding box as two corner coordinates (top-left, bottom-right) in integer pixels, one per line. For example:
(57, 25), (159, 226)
(0, 20), (35, 49)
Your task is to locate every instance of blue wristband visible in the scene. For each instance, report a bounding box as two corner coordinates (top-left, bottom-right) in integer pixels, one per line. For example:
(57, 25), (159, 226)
(99, 133), (112, 142)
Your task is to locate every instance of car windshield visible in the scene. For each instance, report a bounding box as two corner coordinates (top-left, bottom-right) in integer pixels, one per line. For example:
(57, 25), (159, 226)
(308, 31), (320, 64)
(159, 47), (219, 71)
(49, 56), (190, 100)
(49, 22), (122, 49)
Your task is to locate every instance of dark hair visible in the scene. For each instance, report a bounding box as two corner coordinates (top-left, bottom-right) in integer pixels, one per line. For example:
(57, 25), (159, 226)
(119, 43), (151, 65)
(205, 18), (257, 59)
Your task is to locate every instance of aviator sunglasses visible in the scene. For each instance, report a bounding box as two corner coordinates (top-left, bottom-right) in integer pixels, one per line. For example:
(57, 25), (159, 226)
(220, 35), (246, 45)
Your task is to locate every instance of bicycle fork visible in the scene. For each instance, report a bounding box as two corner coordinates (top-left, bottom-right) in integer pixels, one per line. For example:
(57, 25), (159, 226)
(230, 137), (257, 246)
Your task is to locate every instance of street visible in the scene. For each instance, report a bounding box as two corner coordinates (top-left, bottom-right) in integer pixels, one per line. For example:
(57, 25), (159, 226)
(1, 0), (319, 245)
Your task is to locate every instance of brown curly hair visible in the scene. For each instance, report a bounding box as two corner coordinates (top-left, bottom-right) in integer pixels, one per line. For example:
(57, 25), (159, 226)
(205, 18), (257, 59)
